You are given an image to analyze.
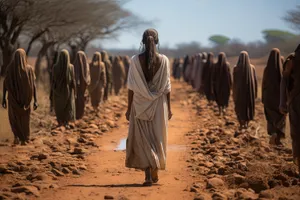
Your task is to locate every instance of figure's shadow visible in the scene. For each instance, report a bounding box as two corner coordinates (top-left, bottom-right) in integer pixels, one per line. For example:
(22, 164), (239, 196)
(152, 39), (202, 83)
(66, 183), (161, 188)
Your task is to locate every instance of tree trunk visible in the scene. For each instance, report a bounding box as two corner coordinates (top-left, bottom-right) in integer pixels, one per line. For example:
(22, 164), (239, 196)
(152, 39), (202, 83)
(0, 43), (15, 76)
(34, 42), (54, 82)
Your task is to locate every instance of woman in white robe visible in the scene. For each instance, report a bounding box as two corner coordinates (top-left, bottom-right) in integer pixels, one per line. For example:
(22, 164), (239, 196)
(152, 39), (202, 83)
(125, 29), (172, 186)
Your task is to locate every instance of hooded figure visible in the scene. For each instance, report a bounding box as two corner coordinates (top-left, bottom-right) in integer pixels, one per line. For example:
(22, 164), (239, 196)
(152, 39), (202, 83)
(194, 53), (206, 93)
(101, 51), (113, 101)
(262, 48), (286, 145)
(202, 52), (215, 103)
(183, 55), (192, 83)
(214, 52), (232, 115)
(2, 48), (38, 145)
(52, 49), (76, 127)
(233, 51), (257, 129)
(191, 53), (202, 89)
(74, 51), (90, 119)
(89, 52), (106, 111)
(112, 56), (126, 95)
(280, 44), (300, 173)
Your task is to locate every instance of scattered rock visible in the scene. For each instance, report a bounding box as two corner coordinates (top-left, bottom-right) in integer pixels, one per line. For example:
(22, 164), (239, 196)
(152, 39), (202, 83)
(11, 186), (40, 197)
(259, 190), (274, 199)
(212, 192), (227, 200)
(247, 176), (269, 193)
(104, 195), (114, 199)
(206, 178), (225, 189)
(73, 148), (85, 154)
(51, 168), (64, 177)
(72, 169), (81, 175)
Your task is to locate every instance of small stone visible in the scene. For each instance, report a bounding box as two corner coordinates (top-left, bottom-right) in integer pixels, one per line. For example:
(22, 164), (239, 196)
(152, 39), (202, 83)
(51, 168), (64, 177)
(234, 189), (257, 200)
(72, 169), (81, 175)
(104, 195), (114, 199)
(73, 148), (85, 154)
(190, 187), (198, 193)
(11, 186), (40, 197)
(206, 178), (225, 189)
(247, 177), (269, 193)
(77, 137), (86, 143)
(78, 165), (87, 170)
(62, 167), (70, 174)
(0, 164), (8, 173)
(259, 190), (274, 199)
(212, 193), (227, 200)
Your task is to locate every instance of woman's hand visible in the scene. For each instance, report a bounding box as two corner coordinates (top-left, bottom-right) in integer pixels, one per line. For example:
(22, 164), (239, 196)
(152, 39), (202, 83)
(125, 109), (131, 121)
(2, 99), (7, 109)
(33, 102), (38, 110)
(168, 109), (173, 120)
(279, 105), (288, 115)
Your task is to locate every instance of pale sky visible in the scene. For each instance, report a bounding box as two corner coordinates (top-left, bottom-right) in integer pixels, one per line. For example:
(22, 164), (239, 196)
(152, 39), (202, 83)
(101, 0), (299, 49)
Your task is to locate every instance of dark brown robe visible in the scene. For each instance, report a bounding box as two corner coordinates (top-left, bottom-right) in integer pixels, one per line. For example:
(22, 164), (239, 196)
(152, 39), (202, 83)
(74, 51), (90, 119)
(262, 48), (286, 138)
(123, 56), (130, 85)
(101, 51), (112, 101)
(214, 52), (232, 108)
(280, 44), (300, 159)
(112, 56), (126, 95)
(89, 52), (107, 108)
(202, 52), (215, 102)
(4, 49), (35, 142)
(52, 49), (76, 124)
(233, 51), (258, 123)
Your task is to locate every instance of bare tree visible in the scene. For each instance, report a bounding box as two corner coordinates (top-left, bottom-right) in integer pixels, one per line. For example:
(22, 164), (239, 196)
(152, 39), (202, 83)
(284, 5), (300, 32)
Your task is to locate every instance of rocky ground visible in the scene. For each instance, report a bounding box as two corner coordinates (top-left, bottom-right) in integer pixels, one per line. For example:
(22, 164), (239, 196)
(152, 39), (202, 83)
(185, 88), (300, 200)
(0, 93), (127, 200)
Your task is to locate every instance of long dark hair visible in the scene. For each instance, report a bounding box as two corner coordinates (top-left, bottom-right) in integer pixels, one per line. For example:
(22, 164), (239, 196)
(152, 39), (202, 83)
(141, 29), (159, 82)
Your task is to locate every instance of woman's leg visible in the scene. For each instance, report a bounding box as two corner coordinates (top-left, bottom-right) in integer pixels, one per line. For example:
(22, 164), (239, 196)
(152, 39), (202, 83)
(143, 167), (153, 186)
(151, 168), (159, 183)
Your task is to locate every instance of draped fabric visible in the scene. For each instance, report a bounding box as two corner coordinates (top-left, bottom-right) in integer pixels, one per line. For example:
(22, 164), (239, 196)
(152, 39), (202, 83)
(52, 49), (76, 124)
(126, 54), (171, 170)
(101, 51), (113, 101)
(74, 51), (90, 119)
(202, 52), (215, 101)
(112, 56), (126, 95)
(89, 52), (106, 108)
(262, 48), (286, 137)
(191, 54), (202, 89)
(233, 51), (258, 122)
(123, 56), (130, 85)
(214, 53), (232, 107)
(4, 49), (35, 142)
(281, 45), (300, 159)
(194, 53), (204, 92)
(183, 56), (191, 83)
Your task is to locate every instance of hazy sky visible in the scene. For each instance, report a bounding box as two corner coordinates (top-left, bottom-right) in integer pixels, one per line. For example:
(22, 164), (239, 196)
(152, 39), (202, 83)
(101, 0), (299, 49)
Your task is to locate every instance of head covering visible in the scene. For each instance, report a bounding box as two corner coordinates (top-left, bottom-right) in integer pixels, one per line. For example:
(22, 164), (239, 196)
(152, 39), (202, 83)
(202, 52), (207, 61)
(5, 48), (34, 108)
(101, 51), (110, 62)
(73, 51), (90, 86)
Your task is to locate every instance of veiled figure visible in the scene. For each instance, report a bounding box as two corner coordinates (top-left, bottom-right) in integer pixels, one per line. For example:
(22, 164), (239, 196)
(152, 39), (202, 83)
(52, 49), (76, 127)
(89, 52), (107, 111)
(101, 51), (113, 101)
(233, 51), (258, 129)
(213, 52), (232, 115)
(125, 29), (172, 186)
(112, 56), (126, 95)
(262, 48), (286, 145)
(280, 44), (300, 173)
(74, 51), (90, 119)
(202, 52), (215, 103)
(2, 48), (38, 145)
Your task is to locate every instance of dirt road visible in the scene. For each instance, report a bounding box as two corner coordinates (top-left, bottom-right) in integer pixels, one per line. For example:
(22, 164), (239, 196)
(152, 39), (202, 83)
(37, 81), (195, 200)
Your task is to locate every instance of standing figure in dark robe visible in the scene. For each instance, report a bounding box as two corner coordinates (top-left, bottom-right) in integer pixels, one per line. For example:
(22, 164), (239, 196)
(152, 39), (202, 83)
(262, 48), (286, 145)
(123, 56), (131, 85)
(89, 52), (106, 112)
(279, 44), (300, 174)
(101, 51), (113, 101)
(74, 51), (90, 119)
(198, 52), (207, 95)
(214, 52), (232, 115)
(49, 51), (58, 113)
(183, 55), (191, 83)
(52, 49), (76, 128)
(202, 52), (215, 103)
(112, 56), (126, 95)
(2, 49), (38, 145)
(173, 58), (182, 81)
(233, 51), (258, 129)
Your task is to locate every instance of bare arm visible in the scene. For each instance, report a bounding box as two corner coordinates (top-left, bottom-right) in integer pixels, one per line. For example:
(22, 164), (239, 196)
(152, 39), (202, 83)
(126, 89), (134, 121)
(2, 80), (7, 108)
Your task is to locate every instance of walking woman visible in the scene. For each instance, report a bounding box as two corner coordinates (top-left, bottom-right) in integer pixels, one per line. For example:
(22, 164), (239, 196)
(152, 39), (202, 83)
(233, 51), (258, 129)
(280, 44), (300, 174)
(112, 56), (126, 95)
(101, 51), (112, 101)
(125, 29), (172, 186)
(214, 52), (232, 115)
(52, 49), (76, 128)
(262, 48), (286, 145)
(202, 52), (215, 104)
(2, 48), (38, 145)
(89, 52), (106, 112)
(74, 51), (90, 119)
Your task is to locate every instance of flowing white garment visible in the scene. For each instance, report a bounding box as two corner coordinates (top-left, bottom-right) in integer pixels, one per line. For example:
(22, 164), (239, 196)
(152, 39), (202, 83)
(125, 54), (171, 170)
